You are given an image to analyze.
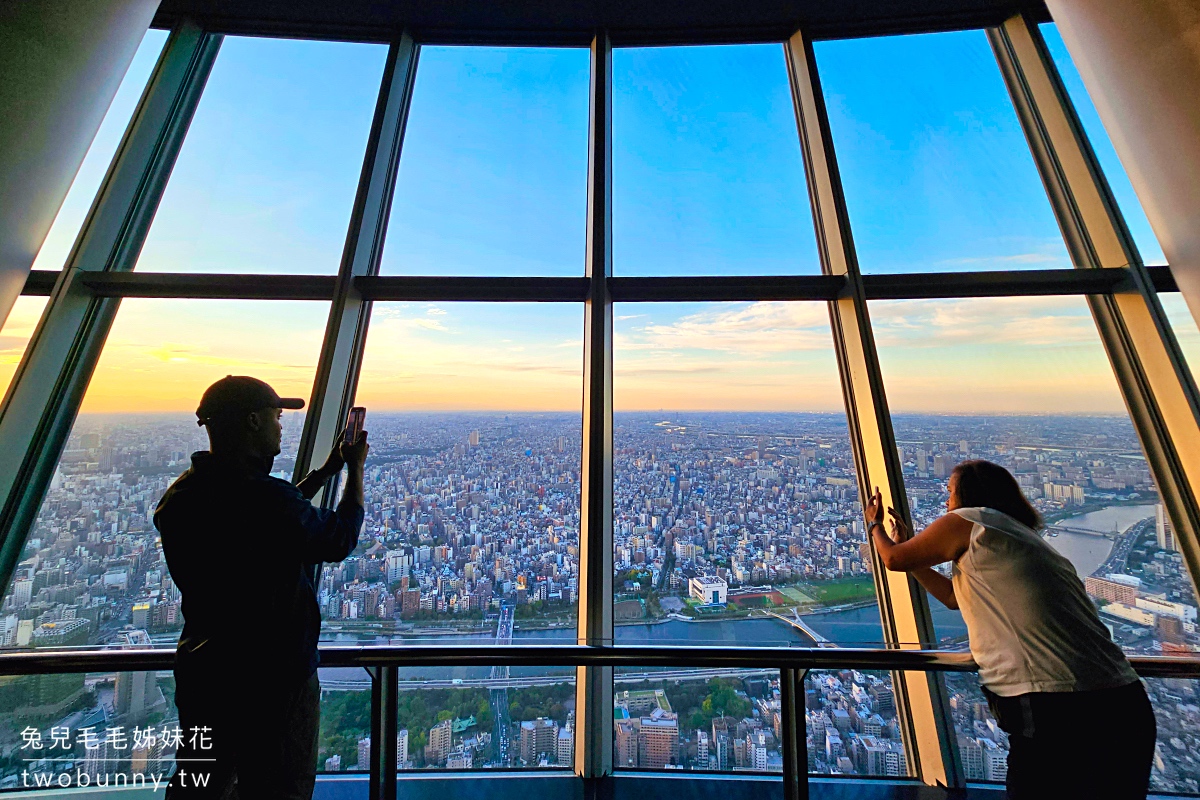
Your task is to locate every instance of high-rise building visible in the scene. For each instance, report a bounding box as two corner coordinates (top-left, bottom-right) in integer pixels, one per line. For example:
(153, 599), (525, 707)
(428, 719), (453, 766)
(695, 730), (709, 767)
(385, 550), (411, 585)
(637, 709), (679, 770)
(556, 723), (574, 767)
(615, 720), (638, 768)
(958, 736), (984, 781)
(519, 717), (558, 765)
(747, 731), (768, 771)
(357, 736), (371, 771)
(1157, 504), (1177, 552)
(1085, 575), (1140, 605)
(981, 738), (1008, 782)
(398, 729), (409, 768)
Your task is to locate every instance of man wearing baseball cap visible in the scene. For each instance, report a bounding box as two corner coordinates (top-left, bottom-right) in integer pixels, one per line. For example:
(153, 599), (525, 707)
(154, 376), (368, 798)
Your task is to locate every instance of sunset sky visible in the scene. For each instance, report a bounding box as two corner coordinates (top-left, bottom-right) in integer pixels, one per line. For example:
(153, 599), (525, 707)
(5, 26), (1198, 417)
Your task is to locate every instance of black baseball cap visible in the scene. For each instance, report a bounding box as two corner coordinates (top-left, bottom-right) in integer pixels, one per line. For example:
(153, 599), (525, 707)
(196, 375), (305, 427)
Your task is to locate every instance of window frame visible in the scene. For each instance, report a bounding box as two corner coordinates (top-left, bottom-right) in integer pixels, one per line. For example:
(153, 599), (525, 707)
(0, 11), (1198, 797)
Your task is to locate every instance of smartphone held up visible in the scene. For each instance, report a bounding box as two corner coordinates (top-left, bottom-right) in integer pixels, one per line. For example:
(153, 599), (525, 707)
(345, 407), (366, 445)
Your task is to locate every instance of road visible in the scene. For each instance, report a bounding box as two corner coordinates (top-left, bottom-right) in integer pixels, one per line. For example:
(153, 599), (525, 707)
(320, 666), (778, 692)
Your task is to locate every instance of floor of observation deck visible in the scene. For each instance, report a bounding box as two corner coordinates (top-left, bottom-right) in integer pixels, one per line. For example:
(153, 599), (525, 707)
(12, 772), (1186, 800)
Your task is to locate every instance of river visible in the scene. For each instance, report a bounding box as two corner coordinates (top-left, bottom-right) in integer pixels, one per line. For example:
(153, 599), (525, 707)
(1044, 503), (1157, 578)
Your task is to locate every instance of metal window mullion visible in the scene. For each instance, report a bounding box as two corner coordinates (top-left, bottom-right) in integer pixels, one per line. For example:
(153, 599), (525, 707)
(0, 22), (220, 599)
(784, 30), (961, 788)
(990, 15), (1200, 603)
(779, 668), (807, 800)
(369, 665), (399, 800)
(292, 35), (419, 492)
(575, 29), (615, 786)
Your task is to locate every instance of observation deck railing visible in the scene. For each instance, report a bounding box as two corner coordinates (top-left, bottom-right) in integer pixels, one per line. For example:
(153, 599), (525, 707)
(0, 645), (1196, 800)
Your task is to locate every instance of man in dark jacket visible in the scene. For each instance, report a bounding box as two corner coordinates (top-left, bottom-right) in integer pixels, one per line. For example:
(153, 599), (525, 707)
(155, 376), (367, 798)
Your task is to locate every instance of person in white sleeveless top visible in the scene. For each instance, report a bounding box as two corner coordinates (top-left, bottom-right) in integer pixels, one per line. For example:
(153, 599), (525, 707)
(864, 459), (1156, 799)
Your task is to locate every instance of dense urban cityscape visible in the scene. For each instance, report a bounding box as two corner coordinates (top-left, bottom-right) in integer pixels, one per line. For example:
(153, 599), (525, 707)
(0, 410), (1195, 791)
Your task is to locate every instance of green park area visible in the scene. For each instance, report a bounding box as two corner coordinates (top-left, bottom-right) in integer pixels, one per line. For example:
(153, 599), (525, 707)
(799, 576), (876, 606)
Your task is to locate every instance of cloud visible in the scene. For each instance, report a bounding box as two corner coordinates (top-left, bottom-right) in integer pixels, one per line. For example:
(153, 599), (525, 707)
(619, 302), (833, 355)
(870, 296), (1098, 348)
(936, 252), (1066, 267)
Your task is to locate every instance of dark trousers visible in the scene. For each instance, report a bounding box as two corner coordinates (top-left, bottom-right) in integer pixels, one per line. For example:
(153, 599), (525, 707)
(984, 680), (1157, 800)
(166, 667), (320, 799)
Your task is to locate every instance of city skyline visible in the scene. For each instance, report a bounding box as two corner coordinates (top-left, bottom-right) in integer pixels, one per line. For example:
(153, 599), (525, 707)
(1, 408), (1195, 790)
(6, 292), (1199, 414)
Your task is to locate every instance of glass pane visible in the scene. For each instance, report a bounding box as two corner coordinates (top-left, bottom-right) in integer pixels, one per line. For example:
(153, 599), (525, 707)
(318, 667), (372, 773)
(348, 303), (583, 642)
(814, 30), (1070, 274)
(805, 669), (908, 776)
(613, 302), (880, 647)
(1040, 23), (1166, 265)
(0, 299), (329, 650)
(613, 667), (781, 772)
(380, 47), (589, 277)
(137, 38), (387, 274)
(0, 297), (49, 400)
(1145, 677), (1200, 793)
(612, 45), (820, 277)
(31, 29), (169, 272)
(872, 296), (1198, 654)
(397, 666), (575, 769)
(1161, 293), (1200, 385)
(0, 669), (179, 789)
(944, 671), (1008, 783)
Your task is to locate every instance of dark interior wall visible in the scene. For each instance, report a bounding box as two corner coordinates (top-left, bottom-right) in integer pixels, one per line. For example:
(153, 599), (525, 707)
(151, 0), (1050, 45)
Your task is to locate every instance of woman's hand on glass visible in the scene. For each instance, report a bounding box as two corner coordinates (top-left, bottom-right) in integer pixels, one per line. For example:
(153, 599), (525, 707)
(865, 486), (884, 526)
(887, 507), (911, 543)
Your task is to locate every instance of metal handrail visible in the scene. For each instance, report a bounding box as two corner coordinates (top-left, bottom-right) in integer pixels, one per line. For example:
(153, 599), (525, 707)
(0, 643), (1195, 679)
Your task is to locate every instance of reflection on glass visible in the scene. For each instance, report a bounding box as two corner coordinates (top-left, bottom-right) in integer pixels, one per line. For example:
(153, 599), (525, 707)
(1161, 293), (1200, 385)
(348, 303), (582, 640)
(815, 30), (1069, 274)
(872, 295), (1198, 655)
(138, 37), (387, 274)
(1039, 23), (1166, 265)
(613, 668), (781, 772)
(944, 672), (1008, 783)
(612, 45), (819, 277)
(805, 669), (907, 776)
(0, 300), (329, 650)
(31, 30), (169, 273)
(0, 669), (179, 788)
(0, 297), (48, 400)
(389, 666), (574, 769)
(317, 667), (372, 773)
(381, 47), (589, 277)
(613, 303), (879, 646)
(1144, 677), (1200, 793)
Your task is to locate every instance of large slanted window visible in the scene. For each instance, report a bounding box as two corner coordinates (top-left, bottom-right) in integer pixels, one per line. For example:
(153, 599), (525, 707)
(380, 46), (590, 277)
(1, 11), (1200, 797)
(0, 299), (328, 657)
(873, 294), (1200, 788)
(137, 37), (387, 275)
(348, 302), (584, 639)
(815, 30), (1070, 274)
(612, 45), (820, 276)
(612, 301), (874, 647)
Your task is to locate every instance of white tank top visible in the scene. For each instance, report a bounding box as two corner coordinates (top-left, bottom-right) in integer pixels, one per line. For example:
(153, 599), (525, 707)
(950, 507), (1138, 697)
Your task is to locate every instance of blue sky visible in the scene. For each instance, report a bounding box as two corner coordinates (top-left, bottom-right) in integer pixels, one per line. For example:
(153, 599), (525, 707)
(816, 29), (1071, 274)
(8, 25), (1199, 413)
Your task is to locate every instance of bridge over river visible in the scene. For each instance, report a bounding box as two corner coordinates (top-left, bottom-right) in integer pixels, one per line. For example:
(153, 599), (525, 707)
(1046, 524), (1121, 539)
